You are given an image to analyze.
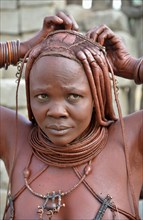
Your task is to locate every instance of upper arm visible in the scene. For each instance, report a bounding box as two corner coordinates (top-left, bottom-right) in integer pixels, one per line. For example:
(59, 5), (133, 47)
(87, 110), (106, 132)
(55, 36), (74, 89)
(0, 106), (17, 160)
(0, 106), (30, 163)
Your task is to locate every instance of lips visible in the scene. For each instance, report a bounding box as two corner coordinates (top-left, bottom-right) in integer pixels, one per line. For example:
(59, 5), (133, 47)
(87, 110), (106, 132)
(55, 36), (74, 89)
(47, 125), (70, 130)
(46, 125), (72, 136)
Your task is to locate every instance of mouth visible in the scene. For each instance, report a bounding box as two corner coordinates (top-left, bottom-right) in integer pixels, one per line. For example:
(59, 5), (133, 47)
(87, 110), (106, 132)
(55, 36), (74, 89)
(46, 125), (72, 136)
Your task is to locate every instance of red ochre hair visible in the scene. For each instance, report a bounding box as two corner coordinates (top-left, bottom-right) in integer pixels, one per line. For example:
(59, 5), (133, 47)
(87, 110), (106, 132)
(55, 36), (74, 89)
(22, 30), (118, 126)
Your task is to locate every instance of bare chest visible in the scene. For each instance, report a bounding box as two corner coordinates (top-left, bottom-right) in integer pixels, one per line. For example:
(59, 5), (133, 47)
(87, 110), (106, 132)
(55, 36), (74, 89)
(6, 144), (136, 220)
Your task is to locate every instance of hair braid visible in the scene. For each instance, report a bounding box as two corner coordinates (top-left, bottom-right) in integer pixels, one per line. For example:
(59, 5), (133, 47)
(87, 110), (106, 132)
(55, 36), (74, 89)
(22, 30), (117, 126)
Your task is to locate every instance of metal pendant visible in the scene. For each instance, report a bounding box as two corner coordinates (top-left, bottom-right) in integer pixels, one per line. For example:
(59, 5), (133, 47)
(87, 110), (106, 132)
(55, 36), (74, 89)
(94, 195), (112, 220)
(37, 191), (65, 220)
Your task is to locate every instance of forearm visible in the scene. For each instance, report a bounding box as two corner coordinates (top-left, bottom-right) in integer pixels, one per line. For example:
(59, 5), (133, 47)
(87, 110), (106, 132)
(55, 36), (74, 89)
(20, 30), (47, 58)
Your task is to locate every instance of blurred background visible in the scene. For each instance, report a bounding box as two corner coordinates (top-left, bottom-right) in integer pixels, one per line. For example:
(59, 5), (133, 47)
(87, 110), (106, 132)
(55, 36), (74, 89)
(0, 0), (143, 218)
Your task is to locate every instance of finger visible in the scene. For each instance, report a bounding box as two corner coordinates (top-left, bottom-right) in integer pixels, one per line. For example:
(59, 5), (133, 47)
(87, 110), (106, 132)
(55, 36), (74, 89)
(68, 14), (79, 31)
(86, 28), (99, 42)
(43, 15), (63, 27)
(43, 15), (68, 34)
(97, 28), (116, 46)
(86, 25), (104, 42)
(56, 11), (72, 29)
(86, 24), (113, 45)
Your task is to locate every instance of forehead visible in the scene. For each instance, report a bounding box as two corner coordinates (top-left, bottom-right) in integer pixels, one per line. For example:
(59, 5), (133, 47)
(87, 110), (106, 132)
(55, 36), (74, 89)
(30, 56), (88, 85)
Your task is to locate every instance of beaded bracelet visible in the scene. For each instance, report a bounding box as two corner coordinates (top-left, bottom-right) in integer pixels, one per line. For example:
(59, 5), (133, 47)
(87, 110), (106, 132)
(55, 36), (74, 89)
(0, 40), (20, 69)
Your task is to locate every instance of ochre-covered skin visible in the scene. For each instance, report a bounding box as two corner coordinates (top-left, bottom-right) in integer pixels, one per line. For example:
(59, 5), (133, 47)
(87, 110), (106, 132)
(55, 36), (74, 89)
(0, 27), (142, 220)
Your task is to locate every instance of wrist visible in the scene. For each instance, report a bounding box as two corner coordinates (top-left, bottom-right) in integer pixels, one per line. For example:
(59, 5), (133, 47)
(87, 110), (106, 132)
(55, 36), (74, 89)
(118, 56), (142, 81)
(134, 57), (143, 84)
(20, 41), (31, 59)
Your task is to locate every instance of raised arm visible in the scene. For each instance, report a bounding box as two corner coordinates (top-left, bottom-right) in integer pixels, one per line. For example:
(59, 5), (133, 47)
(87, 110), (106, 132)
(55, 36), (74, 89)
(86, 25), (143, 158)
(0, 11), (79, 69)
(20, 11), (79, 58)
(0, 11), (79, 165)
(86, 24), (143, 84)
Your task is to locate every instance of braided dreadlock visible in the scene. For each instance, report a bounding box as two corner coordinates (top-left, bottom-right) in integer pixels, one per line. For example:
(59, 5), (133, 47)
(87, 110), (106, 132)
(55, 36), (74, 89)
(22, 30), (117, 126)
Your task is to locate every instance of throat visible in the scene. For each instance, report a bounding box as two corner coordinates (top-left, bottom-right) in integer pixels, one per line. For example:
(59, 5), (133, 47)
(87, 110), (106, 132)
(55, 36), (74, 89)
(28, 124), (108, 168)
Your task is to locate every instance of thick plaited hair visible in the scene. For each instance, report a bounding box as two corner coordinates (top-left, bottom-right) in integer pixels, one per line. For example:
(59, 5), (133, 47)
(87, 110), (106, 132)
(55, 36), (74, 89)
(23, 30), (117, 127)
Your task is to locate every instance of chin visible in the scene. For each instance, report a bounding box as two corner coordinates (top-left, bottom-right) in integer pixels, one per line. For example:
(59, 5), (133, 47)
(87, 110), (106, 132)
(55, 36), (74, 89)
(48, 136), (75, 147)
(48, 138), (70, 147)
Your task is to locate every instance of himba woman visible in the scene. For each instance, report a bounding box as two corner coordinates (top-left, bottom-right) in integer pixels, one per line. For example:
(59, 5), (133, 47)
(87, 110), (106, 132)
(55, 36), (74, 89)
(0, 14), (143, 220)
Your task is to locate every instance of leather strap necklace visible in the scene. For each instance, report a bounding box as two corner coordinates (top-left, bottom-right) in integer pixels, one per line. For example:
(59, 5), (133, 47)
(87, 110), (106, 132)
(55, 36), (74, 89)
(23, 119), (108, 219)
(29, 119), (108, 168)
(23, 153), (92, 220)
(6, 119), (108, 219)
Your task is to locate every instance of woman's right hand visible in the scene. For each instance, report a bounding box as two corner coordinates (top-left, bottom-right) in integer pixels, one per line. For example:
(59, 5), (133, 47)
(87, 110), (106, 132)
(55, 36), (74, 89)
(42, 11), (79, 34)
(21, 11), (79, 57)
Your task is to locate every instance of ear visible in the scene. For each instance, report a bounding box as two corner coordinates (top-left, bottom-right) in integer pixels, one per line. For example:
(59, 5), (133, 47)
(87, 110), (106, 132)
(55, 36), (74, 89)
(31, 115), (37, 125)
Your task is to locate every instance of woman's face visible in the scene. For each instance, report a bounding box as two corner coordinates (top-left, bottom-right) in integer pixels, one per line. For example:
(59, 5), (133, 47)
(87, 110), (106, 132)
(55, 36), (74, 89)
(30, 56), (93, 146)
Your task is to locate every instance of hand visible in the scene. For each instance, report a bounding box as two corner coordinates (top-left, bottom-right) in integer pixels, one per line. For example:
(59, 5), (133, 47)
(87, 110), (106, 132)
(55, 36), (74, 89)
(86, 24), (138, 79)
(20, 11), (79, 57)
(40, 11), (79, 39)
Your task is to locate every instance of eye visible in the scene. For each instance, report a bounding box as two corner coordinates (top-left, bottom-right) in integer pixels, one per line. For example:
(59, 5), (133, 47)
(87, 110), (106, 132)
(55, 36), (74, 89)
(67, 94), (81, 102)
(36, 94), (49, 102)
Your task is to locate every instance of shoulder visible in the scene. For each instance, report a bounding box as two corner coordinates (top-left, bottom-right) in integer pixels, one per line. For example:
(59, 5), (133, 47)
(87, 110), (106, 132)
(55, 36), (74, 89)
(124, 109), (143, 124)
(109, 110), (143, 155)
(110, 110), (143, 136)
(123, 110), (143, 143)
(0, 106), (31, 132)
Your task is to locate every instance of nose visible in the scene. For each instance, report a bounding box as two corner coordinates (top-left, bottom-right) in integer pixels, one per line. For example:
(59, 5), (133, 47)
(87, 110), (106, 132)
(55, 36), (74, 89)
(46, 102), (68, 118)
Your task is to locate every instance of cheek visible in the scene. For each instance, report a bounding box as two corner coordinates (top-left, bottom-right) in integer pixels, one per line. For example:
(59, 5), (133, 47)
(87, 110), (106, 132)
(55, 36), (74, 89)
(30, 100), (46, 124)
(75, 99), (93, 125)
